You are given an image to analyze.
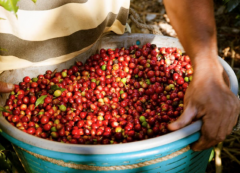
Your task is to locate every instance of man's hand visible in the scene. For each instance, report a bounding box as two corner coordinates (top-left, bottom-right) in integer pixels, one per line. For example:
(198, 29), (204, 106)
(168, 62), (240, 151)
(0, 81), (15, 93)
(163, 0), (240, 151)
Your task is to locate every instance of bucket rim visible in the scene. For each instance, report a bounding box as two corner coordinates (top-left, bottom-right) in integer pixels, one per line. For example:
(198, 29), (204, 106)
(0, 34), (238, 154)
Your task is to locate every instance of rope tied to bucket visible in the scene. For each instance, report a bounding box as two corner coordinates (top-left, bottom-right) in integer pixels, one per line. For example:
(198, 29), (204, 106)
(20, 145), (190, 171)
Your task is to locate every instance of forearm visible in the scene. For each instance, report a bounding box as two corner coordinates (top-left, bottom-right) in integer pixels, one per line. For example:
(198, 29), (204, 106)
(163, 0), (221, 70)
(165, 0), (240, 151)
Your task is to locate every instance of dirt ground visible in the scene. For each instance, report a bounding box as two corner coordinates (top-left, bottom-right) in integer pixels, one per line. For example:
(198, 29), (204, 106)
(129, 1), (240, 173)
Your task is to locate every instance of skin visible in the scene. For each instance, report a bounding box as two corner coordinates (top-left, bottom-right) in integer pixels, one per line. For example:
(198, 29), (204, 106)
(0, 81), (14, 93)
(164, 0), (240, 151)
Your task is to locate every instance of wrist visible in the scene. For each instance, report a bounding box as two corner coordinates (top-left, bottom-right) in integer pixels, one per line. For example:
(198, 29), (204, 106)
(192, 54), (225, 83)
(192, 53), (223, 74)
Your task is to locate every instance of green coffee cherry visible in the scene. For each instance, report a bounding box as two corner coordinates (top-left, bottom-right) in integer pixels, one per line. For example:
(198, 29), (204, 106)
(32, 77), (38, 82)
(61, 71), (67, 78)
(101, 65), (106, 71)
(54, 90), (62, 97)
(121, 78), (127, 84)
(184, 77), (189, 82)
(142, 121), (148, 127)
(59, 105), (66, 111)
(139, 116), (146, 123)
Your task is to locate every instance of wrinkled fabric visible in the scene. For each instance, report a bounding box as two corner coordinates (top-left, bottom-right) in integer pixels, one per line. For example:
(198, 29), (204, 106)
(0, 0), (130, 72)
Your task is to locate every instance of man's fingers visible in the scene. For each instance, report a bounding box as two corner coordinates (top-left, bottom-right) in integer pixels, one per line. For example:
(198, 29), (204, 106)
(191, 122), (221, 151)
(0, 81), (15, 93)
(222, 70), (230, 87)
(227, 99), (240, 134)
(168, 104), (197, 131)
(191, 110), (226, 151)
(191, 136), (216, 151)
(191, 123), (218, 151)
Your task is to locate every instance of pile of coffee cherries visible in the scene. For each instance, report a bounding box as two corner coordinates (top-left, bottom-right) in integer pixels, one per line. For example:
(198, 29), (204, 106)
(2, 43), (193, 144)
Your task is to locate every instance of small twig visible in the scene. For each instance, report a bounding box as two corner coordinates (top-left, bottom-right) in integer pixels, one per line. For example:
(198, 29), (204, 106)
(223, 148), (240, 154)
(223, 138), (236, 143)
(51, 68), (58, 78)
(142, 14), (146, 24)
(215, 142), (223, 173)
(129, 8), (162, 35)
(222, 148), (240, 165)
(222, 47), (230, 57)
(231, 143), (240, 148)
(138, 12), (163, 15)
(233, 67), (240, 72)
(130, 2), (142, 11)
(229, 140), (235, 147)
(234, 136), (240, 144)
(232, 131), (240, 136)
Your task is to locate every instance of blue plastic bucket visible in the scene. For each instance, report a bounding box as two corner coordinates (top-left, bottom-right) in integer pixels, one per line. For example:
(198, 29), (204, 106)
(0, 34), (238, 173)
(1, 130), (211, 173)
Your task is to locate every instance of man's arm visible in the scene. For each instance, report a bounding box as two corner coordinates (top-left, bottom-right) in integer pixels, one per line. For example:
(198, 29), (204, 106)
(164, 0), (240, 151)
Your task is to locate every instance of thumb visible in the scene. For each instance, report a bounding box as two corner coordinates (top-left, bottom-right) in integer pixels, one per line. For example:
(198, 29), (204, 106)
(0, 81), (15, 93)
(168, 104), (197, 131)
